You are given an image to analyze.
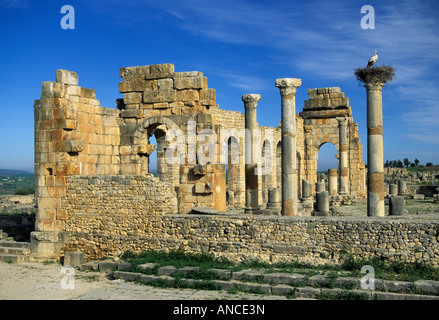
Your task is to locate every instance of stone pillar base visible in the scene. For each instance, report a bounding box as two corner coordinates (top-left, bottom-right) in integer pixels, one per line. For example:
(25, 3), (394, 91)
(245, 207), (262, 214)
(30, 231), (63, 260)
(299, 198), (314, 216)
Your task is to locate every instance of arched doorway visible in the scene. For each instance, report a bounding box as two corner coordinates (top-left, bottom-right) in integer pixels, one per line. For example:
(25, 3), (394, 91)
(133, 116), (181, 188)
(317, 142), (338, 191)
(317, 143), (338, 173)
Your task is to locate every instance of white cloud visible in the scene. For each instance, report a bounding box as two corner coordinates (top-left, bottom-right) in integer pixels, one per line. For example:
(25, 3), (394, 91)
(0, 0), (29, 9)
(85, 0), (439, 146)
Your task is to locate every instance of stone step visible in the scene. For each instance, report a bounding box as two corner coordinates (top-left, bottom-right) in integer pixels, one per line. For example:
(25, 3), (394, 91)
(0, 240), (31, 263)
(0, 240), (30, 249)
(112, 270), (439, 300)
(0, 253), (29, 263)
(95, 261), (439, 300)
(0, 246), (30, 255)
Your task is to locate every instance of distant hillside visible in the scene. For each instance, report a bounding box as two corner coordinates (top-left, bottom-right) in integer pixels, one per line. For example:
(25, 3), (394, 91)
(0, 169), (31, 176)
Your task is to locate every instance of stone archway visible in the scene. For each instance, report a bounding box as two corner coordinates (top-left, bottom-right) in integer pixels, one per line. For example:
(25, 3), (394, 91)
(300, 87), (366, 197)
(132, 116), (181, 187)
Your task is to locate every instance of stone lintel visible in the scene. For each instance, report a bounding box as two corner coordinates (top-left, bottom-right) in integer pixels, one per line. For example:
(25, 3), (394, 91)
(307, 87), (340, 95)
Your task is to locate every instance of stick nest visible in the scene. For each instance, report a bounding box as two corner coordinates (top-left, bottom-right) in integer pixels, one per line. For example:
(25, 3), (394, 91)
(354, 65), (395, 85)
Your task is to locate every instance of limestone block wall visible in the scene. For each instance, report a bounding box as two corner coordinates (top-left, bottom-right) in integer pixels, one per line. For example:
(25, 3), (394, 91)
(34, 70), (121, 234)
(117, 64), (283, 213)
(118, 64), (216, 124)
(60, 214), (439, 267)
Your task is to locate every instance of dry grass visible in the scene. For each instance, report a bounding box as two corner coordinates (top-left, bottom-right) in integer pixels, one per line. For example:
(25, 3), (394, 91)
(354, 65), (395, 85)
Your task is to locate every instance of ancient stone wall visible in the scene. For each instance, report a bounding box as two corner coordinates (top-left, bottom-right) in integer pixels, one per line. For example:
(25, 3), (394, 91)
(300, 88), (366, 198)
(34, 70), (120, 234)
(62, 175), (177, 218)
(33, 63), (369, 260)
(60, 214), (439, 266)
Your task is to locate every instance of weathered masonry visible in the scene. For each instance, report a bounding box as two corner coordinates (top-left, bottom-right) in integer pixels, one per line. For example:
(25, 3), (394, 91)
(30, 64), (437, 267)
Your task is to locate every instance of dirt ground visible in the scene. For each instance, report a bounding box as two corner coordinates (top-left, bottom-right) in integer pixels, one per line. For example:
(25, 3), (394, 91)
(0, 261), (289, 300)
(335, 197), (439, 217)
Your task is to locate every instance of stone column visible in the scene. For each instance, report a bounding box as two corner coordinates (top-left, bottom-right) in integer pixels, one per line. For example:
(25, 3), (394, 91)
(365, 81), (385, 217)
(301, 179), (313, 200)
(337, 117), (349, 194)
(316, 182), (325, 193)
(267, 187), (281, 211)
(243, 94), (262, 214)
(389, 195), (406, 216)
(276, 78), (302, 216)
(389, 184), (398, 196)
(300, 179), (314, 215)
(398, 180), (407, 196)
(328, 169), (338, 195)
(315, 191), (329, 216)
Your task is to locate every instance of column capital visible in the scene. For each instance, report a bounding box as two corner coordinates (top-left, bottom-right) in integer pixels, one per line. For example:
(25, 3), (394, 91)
(336, 117), (348, 125)
(242, 94), (261, 107)
(275, 78), (302, 97)
(364, 81), (384, 92)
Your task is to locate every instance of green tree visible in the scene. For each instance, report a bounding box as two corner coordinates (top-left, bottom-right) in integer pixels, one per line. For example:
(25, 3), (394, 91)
(403, 158), (411, 168)
(414, 158), (420, 167)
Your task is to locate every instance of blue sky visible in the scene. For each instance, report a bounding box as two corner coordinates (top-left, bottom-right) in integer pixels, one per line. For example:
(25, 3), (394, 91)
(0, 0), (438, 173)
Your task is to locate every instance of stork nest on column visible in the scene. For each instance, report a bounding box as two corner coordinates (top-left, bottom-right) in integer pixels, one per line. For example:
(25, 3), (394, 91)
(354, 65), (395, 85)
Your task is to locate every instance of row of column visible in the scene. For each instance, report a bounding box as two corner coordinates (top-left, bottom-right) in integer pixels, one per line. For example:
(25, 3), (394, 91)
(242, 79), (302, 216)
(243, 74), (387, 217)
(243, 78), (352, 216)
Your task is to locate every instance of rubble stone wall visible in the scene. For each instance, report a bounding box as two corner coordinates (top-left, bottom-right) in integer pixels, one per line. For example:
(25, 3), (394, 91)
(60, 214), (439, 266)
(62, 175), (178, 218)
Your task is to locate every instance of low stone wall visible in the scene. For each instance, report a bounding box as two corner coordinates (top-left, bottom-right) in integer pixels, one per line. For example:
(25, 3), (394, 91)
(407, 185), (438, 198)
(60, 213), (439, 267)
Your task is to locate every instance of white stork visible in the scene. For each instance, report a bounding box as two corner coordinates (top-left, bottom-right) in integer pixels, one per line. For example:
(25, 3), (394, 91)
(367, 51), (378, 68)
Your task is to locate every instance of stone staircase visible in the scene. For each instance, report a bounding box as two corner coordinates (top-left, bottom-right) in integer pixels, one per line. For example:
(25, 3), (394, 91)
(0, 230), (31, 263)
(79, 259), (439, 300)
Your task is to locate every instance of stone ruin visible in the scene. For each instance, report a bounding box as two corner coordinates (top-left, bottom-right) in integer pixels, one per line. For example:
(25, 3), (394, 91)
(30, 64), (439, 266)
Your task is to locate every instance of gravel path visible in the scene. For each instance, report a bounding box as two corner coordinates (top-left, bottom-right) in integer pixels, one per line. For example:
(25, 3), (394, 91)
(0, 261), (288, 300)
